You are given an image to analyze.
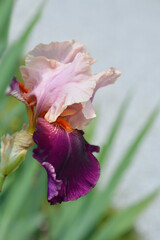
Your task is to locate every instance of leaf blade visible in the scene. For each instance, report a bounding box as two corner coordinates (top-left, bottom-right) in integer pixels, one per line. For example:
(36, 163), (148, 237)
(0, 2), (43, 97)
(99, 96), (130, 165)
(90, 190), (159, 240)
(0, 0), (13, 56)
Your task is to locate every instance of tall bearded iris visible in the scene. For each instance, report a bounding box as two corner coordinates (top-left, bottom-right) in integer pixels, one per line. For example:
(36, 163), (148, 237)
(6, 40), (121, 204)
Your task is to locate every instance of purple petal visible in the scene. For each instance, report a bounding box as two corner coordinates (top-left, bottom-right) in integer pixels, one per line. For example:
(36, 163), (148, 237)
(33, 118), (100, 205)
(42, 162), (62, 200)
(6, 77), (29, 106)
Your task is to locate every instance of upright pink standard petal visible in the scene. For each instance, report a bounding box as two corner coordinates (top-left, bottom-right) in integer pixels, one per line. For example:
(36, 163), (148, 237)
(26, 40), (86, 64)
(20, 41), (121, 129)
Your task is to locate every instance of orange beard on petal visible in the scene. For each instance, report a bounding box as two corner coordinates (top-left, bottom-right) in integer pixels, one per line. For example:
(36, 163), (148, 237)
(38, 113), (73, 132)
(38, 112), (73, 132)
(19, 81), (36, 110)
(54, 118), (72, 132)
(19, 81), (29, 93)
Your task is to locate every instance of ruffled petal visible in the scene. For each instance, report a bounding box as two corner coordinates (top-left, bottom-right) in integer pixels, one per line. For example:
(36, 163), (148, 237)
(65, 68), (121, 128)
(19, 41), (121, 130)
(92, 67), (121, 100)
(42, 162), (62, 201)
(33, 118), (100, 204)
(26, 52), (96, 121)
(26, 40), (86, 64)
(65, 101), (96, 129)
(20, 57), (66, 91)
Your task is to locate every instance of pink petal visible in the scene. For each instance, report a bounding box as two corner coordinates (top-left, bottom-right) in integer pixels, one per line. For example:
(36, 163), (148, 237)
(26, 52), (96, 122)
(20, 56), (66, 91)
(60, 68), (121, 129)
(92, 67), (121, 100)
(19, 40), (121, 130)
(26, 40), (86, 64)
(66, 101), (96, 129)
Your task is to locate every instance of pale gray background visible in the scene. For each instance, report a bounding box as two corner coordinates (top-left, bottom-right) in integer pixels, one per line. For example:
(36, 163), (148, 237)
(10, 0), (160, 239)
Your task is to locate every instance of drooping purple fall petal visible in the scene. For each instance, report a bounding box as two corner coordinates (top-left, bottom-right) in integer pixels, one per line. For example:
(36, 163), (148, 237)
(33, 118), (100, 205)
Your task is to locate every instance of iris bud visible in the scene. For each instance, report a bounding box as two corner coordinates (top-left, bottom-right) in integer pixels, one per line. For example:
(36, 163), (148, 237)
(0, 125), (33, 191)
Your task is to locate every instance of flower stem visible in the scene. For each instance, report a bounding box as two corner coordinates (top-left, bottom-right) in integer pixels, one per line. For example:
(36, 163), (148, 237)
(0, 173), (6, 192)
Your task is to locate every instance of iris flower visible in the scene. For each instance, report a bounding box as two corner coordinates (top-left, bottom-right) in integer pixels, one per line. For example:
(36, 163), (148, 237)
(7, 40), (121, 204)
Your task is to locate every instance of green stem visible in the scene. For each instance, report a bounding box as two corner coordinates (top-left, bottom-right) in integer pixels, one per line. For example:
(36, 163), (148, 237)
(0, 172), (6, 192)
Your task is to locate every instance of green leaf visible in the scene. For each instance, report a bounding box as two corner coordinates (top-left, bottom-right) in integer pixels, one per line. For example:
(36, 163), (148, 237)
(0, 150), (39, 239)
(52, 191), (95, 239)
(0, 2), (44, 97)
(0, 102), (24, 135)
(5, 213), (44, 240)
(90, 190), (159, 240)
(103, 106), (159, 198)
(84, 118), (98, 142)
(62, 106), (159, 240)
(0, 0), (14, 57)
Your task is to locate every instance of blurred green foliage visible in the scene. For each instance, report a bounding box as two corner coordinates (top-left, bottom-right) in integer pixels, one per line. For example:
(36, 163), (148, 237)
(0, 1), (159, 240)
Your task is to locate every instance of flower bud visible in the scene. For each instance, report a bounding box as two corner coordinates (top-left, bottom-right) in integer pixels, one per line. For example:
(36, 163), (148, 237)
(0, 125), (33, 191)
